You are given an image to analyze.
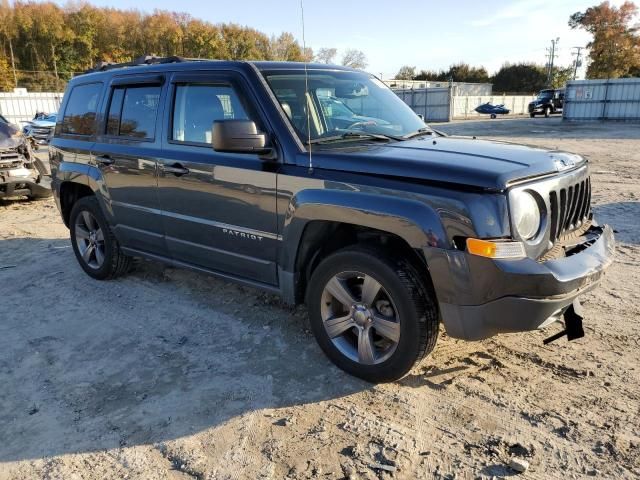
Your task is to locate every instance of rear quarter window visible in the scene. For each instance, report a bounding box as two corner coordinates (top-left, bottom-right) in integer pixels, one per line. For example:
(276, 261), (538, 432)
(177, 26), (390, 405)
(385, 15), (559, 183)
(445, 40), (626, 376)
(61, 83), (103, 136)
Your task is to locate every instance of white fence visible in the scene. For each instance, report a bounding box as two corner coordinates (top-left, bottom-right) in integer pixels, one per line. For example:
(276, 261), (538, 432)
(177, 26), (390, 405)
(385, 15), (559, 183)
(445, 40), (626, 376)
(451, 95), (536, 119)
(564, 78), (640, 121)
(0, 89), (63, 125)
(386, 80), (492, 96)
(393, 86), (535, 122)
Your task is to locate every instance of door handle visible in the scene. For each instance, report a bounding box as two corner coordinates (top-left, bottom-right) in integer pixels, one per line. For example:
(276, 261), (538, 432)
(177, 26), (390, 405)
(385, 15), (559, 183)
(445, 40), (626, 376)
(161, 163), (190, 176)
(95, 154), (114, 166)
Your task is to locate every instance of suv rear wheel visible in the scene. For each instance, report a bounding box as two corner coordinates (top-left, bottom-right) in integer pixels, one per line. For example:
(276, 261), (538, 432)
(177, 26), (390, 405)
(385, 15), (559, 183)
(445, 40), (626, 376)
(306, 247), (439, 383)
(69, 196), (132, 280)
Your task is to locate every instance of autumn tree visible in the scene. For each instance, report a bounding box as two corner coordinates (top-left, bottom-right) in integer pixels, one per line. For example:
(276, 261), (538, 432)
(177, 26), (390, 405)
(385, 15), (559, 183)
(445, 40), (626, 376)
(569, 1), (640, 78)
(0, 2), (312, 91)
(315, 47), (337, 64)
(341, 49), (368, 69)
(0, 55), (14, 91)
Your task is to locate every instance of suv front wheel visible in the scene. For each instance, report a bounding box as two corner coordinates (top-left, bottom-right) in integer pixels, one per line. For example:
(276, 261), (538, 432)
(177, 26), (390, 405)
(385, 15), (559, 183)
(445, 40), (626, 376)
(69, 196), (132, 280)
(306, 247), (439, 383)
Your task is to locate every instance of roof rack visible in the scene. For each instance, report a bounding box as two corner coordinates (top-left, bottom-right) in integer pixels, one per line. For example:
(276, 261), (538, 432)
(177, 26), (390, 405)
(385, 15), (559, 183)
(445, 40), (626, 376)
(84, 55), (207, 74)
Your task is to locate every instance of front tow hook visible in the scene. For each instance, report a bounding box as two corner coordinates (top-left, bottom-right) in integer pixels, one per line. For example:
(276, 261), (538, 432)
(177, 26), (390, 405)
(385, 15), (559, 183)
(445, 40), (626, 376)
(543, 300), (585, 345)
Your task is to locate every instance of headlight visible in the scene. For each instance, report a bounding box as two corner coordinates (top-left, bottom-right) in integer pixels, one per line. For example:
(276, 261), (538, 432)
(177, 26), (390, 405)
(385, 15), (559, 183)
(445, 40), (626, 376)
(512, 191), (541, 240)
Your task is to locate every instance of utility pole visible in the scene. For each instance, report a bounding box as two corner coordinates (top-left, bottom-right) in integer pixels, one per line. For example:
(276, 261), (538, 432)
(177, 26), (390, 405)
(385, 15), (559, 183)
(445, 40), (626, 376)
(546, 37), (559, 87)
(571, 47), (584, 80)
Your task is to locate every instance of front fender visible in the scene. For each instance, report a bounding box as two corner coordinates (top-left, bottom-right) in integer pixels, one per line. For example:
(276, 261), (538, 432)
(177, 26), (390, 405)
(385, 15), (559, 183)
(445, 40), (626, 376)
(279, 189), (448, 272)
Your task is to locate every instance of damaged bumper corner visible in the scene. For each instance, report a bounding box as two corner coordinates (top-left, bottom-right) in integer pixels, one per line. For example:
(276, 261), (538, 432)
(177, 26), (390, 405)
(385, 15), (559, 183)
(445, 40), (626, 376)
(426, 224), (615, 341)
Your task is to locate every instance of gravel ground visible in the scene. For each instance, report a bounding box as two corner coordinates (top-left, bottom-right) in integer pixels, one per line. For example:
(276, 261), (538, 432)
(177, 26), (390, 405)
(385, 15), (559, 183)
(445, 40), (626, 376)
(0, 117), (638, 479)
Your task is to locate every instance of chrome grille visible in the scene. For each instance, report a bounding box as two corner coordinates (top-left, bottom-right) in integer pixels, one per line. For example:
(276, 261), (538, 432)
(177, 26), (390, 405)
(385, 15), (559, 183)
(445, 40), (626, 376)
(549, 176), (591, 242)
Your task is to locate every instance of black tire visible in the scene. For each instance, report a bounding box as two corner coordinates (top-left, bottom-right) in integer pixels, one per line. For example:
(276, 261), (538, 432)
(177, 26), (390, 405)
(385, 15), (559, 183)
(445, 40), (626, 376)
(69, 196), (132, 280)
(490, 113), (496, 119)
(530, 113), (535, 118)
(544, 107), (550, 118)
(306, 246), (439, 383)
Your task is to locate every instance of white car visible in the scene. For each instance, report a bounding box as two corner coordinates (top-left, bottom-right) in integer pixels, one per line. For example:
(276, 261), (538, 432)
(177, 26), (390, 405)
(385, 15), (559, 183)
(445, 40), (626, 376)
(23, 113), (57, 144)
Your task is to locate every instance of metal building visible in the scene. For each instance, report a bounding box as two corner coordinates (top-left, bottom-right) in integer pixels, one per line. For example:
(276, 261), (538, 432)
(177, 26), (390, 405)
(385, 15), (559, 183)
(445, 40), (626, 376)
(564, 78), (640, 121)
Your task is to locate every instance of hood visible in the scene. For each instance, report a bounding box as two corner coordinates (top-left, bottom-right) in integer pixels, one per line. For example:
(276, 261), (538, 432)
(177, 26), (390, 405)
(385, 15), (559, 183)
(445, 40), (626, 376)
(0, 122), (25, 150)
(27, 119), (56, 127)
(308, 136), (585, 190)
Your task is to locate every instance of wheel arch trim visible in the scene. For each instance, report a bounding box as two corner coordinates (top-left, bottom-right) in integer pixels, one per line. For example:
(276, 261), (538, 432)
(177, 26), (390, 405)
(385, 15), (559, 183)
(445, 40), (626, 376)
(278, 189), (448, 274)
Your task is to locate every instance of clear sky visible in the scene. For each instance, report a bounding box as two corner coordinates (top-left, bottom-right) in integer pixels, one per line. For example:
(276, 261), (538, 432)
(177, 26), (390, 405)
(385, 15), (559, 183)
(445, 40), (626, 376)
(52, 0), (630, 78)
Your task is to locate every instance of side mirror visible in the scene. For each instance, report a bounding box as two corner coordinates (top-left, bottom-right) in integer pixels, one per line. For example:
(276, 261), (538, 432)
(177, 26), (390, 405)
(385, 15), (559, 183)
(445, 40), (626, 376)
(417, 113), (425, 122)
(212, 120), (271, 155)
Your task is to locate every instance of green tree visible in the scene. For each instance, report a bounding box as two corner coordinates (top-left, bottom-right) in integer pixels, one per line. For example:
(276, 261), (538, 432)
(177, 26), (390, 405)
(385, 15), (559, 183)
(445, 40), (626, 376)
(491, 63), (547, 93)
(551, 65), (575, 88)
(395, 65), (416, 80)
(447, 63), (490, 83)
(569, 1), (640, 78)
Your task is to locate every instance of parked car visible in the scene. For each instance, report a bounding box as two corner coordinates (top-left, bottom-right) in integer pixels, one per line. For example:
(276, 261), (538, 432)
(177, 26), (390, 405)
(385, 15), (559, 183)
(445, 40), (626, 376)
(49, 57), (614, 382)
(474, 102), (510, 119)
(0, 120), (51, 200)
(22, 112), (57, 144)
(529, 89), (564, 117)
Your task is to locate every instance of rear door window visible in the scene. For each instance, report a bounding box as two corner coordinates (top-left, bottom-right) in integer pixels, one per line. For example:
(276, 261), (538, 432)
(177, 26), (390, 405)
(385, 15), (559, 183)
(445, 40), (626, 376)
(106, 85), (161, 139)
(61, 83), (102, 135)
(172, 84), (250, 144)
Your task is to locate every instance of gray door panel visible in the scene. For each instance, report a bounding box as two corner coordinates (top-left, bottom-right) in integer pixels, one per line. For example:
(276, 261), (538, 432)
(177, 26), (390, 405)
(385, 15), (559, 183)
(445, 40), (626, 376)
(156, 148), (279, 284)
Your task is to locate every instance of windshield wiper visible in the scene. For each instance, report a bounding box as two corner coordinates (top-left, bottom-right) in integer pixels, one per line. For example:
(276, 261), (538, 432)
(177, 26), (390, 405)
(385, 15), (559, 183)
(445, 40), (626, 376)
(306, 131), (403, 145)
(403, 127), (435, 139)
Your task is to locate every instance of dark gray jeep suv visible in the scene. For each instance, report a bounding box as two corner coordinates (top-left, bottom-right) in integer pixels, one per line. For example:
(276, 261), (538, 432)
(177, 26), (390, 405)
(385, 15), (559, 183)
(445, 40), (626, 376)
(50, 57), (614, 382)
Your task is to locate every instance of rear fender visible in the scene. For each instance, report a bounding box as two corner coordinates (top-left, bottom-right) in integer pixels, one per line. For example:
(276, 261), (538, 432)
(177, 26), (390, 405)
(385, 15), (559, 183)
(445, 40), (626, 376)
(53, 162), (115, 226)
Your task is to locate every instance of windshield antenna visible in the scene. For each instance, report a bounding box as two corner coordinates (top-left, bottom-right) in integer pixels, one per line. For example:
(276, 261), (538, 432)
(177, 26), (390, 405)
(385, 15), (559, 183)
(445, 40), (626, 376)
(300, 0), (313, 174)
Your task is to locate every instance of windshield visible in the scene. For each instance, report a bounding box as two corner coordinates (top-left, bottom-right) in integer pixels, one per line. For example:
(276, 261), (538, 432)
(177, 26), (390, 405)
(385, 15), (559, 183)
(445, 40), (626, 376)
(263, 69), (427, 144)
(537, 90), (553, 99)
(37, 114), (57, 122)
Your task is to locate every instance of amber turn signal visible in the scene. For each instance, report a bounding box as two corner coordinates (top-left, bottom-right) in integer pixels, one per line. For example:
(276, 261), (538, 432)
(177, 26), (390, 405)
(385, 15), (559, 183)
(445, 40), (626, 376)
(466, 238), (526, 259)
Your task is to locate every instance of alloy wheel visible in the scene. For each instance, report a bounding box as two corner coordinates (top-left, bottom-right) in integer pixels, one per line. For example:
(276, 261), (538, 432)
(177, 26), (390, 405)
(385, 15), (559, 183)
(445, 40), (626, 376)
(320, 271), (401, 365)
(74, 210), (105, 269)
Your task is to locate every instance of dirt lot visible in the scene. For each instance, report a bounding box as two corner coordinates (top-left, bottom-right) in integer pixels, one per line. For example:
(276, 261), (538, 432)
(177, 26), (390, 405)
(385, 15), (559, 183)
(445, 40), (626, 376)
(1, 117), (638, 480)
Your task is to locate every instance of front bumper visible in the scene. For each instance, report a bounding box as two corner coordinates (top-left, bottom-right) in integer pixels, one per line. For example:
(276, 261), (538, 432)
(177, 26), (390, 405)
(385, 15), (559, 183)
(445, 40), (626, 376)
(0, 168), (51, 198)
(427, 224), (615, 340)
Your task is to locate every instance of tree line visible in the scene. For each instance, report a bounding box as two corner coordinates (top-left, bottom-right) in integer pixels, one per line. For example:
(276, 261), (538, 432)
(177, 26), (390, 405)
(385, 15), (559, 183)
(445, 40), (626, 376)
(0, 1), (316, 91)
(0, 1), (374, 93)
(395, 1), (639, 93)
(394, 62), (574, 93)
